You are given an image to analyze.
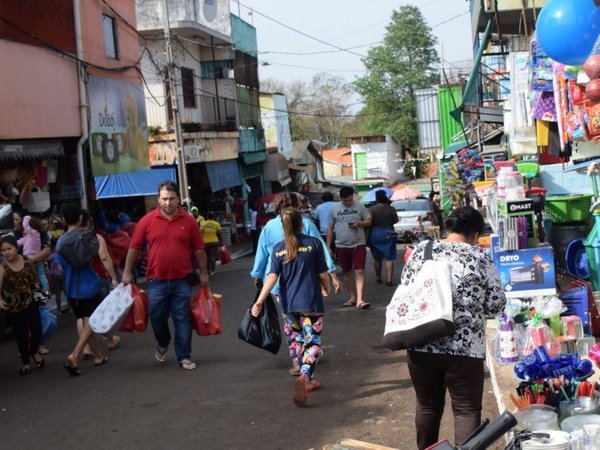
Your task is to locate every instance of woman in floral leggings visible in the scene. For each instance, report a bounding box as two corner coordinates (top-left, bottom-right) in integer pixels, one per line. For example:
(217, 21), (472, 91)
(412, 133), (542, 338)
(252, 207), (330, 406)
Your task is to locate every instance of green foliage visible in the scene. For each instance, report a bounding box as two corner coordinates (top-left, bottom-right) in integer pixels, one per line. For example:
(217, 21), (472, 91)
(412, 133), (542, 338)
(354, 6), (440, 151)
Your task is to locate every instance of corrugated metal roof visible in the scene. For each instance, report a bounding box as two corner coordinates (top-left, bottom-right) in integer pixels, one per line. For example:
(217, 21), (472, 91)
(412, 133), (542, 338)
(415, 88), (441, 153)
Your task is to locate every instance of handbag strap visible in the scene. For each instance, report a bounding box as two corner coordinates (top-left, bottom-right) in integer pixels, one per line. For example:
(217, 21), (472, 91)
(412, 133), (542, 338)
(423, 239), (435, 261)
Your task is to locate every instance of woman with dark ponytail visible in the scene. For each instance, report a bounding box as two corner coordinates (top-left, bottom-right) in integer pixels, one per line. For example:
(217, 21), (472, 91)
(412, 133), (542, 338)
(252, 208), (330, 407)
(399, 206), (506, 449)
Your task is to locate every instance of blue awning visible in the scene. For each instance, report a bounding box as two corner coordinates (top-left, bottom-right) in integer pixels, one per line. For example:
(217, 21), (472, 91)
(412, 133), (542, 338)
(94, 167), (176, 199)
(205, 159), (242, 192)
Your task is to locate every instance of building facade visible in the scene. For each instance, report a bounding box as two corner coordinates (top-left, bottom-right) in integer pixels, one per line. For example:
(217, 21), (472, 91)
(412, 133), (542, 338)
(0, 0), (156, 218)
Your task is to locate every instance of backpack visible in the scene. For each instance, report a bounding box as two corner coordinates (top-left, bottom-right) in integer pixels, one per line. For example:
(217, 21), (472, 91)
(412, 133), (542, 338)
(56, 228), (99, 268)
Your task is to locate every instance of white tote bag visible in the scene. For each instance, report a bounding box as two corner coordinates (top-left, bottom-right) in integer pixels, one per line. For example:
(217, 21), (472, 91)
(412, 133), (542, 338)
(90, 283), (134, 337)
(383, 240), (455, 350)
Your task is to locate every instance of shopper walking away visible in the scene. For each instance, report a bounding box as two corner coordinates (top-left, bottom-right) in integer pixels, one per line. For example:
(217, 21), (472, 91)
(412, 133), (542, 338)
(0, 234), (45, 375)
(327, 186), (371, 309)
(368, 190), (398, 286)
(251, 192), (340, 376)
(252, 208), (330, 407)
(313, 191), (337, 257)
(81, 210), (121, 355)
(58, 203), (113, 376)
(122, 181), (209, 370)
(201, 212), (222, 276)
(400, 206), (506, 449)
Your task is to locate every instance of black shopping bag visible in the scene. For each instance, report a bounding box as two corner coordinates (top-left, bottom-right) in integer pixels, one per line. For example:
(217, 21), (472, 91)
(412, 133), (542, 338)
(237, 282), (281, 355)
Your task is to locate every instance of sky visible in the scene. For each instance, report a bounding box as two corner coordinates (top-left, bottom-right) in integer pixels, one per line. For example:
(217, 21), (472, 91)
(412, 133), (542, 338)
(231, 0), (475, 87)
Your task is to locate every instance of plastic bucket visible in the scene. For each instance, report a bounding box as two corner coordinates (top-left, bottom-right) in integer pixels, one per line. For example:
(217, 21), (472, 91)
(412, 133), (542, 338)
(550, 223), (588, 271)
(546, 194), (593, 223)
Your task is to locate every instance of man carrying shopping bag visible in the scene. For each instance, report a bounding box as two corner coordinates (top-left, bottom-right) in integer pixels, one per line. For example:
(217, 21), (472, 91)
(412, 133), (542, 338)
(122, 181), (210, 370)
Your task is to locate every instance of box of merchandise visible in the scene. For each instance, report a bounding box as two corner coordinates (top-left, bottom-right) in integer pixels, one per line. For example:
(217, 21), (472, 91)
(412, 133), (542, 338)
(491, 242), (556, 298)
(498, 199), (534, 217)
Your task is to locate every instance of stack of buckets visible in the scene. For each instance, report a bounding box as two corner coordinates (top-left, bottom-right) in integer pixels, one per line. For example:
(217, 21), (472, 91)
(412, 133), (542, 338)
(585, 211), (600, 290)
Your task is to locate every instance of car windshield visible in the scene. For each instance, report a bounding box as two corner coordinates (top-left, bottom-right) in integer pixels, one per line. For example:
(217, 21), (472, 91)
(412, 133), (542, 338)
(391, 200), (430, 212)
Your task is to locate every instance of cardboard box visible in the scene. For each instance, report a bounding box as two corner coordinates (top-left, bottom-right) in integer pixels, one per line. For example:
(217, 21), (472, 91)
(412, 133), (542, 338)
(491, 244), (556, 298)
(498, 199), (534, 217)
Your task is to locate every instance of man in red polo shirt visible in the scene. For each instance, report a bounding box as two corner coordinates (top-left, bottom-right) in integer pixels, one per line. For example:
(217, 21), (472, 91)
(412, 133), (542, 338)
(122, 181), (209, 370)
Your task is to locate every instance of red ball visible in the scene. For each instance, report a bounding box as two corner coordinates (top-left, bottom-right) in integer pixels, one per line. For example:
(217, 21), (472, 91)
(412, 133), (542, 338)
(585, 54), (600, 79)
(587, 78), (600, 102)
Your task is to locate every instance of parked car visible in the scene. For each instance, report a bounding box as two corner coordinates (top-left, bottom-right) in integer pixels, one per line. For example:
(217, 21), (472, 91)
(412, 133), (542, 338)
(391, 199), (436, 242)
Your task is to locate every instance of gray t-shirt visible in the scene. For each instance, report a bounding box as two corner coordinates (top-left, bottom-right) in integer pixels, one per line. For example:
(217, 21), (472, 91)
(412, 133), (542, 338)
(328, 200), (369, 248)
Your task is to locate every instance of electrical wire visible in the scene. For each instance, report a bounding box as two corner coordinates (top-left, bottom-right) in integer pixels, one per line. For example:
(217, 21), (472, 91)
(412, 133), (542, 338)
(236, 1), (367, 59)
(259, 41), (381, 56)
(0, 14), (143, 73)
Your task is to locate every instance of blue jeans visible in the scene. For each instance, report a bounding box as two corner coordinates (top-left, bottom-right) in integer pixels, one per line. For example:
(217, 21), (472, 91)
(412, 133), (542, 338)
(147, 279), (193, 362)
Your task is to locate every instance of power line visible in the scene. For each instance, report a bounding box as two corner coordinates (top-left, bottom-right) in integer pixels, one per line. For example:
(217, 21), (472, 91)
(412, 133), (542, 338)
(0, 14), (144, 73)
(259, 41), (381, 56)
(236, 1), (367, 59)
(265, 62), (367, 73)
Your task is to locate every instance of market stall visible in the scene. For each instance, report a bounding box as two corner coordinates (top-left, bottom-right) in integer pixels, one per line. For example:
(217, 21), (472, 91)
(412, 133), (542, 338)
(466, 1), (600, 447)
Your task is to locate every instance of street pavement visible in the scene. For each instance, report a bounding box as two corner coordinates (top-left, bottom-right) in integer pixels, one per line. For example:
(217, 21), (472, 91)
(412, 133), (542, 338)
(0, 249), (500, 450)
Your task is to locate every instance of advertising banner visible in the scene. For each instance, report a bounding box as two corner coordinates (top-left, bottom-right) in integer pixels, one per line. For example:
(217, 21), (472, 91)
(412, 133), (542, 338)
(88, 76), (150, 176)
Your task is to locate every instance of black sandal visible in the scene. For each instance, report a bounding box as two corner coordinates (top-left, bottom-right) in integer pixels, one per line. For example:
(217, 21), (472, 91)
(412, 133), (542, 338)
(19, 366), (32, 376)
(33, 358), (45, 369)
(63, 363), (82, 377)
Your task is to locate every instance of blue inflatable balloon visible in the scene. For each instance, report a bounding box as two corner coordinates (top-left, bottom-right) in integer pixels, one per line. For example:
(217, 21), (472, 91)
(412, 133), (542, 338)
(537, 0), (600, 66)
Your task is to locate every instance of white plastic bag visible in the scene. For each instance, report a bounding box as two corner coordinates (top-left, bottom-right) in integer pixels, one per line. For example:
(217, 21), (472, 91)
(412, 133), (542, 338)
(89, 283), (134, 337)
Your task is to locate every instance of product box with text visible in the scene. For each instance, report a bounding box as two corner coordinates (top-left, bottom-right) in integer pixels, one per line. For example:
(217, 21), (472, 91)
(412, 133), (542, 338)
(491, 243), (556, 298)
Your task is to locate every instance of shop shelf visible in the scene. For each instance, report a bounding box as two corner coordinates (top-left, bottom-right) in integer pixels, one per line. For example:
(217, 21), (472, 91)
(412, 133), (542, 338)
(545, 194), (593, 223)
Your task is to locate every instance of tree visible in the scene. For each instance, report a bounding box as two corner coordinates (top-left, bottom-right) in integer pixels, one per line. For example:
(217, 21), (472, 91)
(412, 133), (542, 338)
(260, 73), (354, 147)
(354, 6), (439, 155)
(306, 73), (354, 147)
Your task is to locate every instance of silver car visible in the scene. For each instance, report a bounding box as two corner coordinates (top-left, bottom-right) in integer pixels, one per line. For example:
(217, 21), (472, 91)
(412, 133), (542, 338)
(391, 199), (435, 242)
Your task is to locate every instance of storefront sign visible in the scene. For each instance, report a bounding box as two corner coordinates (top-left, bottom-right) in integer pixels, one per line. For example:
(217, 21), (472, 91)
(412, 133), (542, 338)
(88, 76), (150, 176)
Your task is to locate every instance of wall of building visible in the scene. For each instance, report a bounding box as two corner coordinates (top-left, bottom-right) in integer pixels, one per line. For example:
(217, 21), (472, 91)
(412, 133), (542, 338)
(137, 0), (231, 40)
(0, 0), (76, 54)
(81, 0), (142, 84)
(0, 40), (80, 139)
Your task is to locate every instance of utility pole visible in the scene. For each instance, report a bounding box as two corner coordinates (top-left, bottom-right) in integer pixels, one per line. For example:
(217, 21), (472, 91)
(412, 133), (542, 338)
(163, 0), (190, 207)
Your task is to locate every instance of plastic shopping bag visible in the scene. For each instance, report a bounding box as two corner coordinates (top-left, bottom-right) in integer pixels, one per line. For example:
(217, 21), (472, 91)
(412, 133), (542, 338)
(219, 246), (232, 265)
(237, 283), (281, 355)
(190, 287), (222, 336)
(89, 283), (134, 337)
(119, 283), (149, 333)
